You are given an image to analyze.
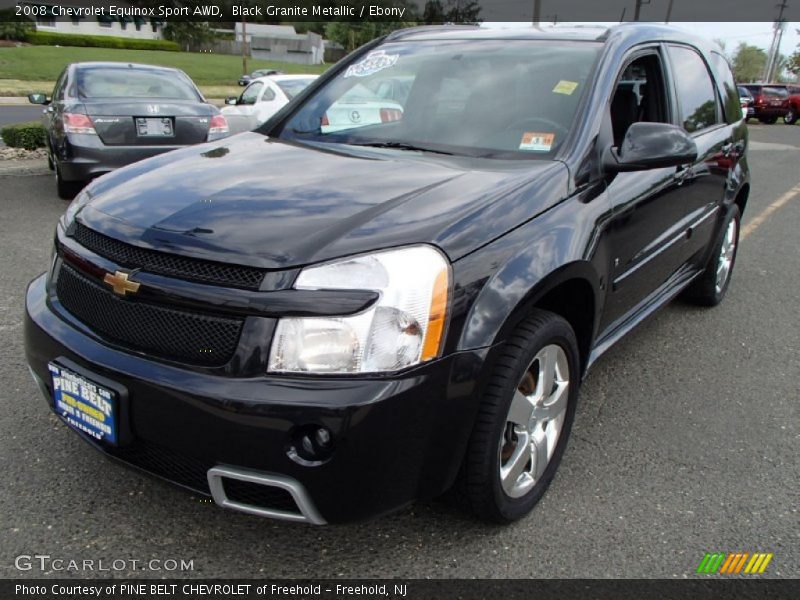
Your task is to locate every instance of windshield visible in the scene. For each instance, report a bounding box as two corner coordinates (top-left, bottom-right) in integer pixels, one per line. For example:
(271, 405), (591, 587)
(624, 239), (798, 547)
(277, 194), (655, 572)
(277, 78), (316, 99)
(76, 68), (200, 101)
(279, 40), (600, 158)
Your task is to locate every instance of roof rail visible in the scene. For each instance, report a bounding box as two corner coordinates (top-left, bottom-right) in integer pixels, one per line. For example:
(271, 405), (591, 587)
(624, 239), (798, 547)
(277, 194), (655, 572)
(385, 24), (481, 41)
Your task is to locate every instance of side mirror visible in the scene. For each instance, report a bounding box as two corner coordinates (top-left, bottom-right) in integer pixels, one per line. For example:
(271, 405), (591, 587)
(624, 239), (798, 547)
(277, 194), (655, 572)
(28, 93), (49, 105)
(604, 122), (698, 173)
(225, 96), (238, 105)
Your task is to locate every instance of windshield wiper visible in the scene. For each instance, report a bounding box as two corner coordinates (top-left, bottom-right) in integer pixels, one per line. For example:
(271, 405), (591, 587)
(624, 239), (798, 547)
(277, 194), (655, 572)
(348, 141), (455, 156)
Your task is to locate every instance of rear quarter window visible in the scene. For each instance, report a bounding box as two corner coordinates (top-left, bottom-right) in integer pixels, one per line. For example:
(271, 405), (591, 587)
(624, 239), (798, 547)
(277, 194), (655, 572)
(710, 51), (741, 123)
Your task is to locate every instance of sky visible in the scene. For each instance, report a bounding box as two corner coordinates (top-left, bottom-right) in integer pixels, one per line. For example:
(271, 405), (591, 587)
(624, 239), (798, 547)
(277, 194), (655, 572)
(484, 22), (800, 59)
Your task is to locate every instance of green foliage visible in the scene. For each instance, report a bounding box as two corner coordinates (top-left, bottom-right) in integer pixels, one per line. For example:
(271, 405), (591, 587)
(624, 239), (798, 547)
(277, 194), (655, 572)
(423, 0), (482, 23)
(162, 22), (215, 51)
(732, 43), (767, 82)
(1, 121), (47, 150)
(0, 9), (34, 41)
(789, 50), (800, 77)
(24, 31), (180, 52)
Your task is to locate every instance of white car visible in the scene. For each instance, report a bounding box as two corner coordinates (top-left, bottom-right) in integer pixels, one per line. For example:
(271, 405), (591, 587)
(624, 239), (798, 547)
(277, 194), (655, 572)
(222, 74), (318, 133)
(321, 83), (404, 134)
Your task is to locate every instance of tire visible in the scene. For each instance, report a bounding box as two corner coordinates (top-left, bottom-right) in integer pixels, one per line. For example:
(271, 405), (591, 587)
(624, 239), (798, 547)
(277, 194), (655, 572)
(684, 205), (740, 307)
(759, 117), (777, 124)
(46, 141), (55, 171)
(453, 309), (580, 523)
(55, 162), (83, 200)
(784, 108), (798, 125)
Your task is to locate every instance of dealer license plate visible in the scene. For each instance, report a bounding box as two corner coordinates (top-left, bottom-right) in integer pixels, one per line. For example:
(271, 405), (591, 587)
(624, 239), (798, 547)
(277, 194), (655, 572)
(136, 117), (173, 137)
(48, 363), (117, 444)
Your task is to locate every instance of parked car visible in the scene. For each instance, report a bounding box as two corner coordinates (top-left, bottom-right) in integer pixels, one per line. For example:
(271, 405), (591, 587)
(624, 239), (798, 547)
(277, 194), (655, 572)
(740, 83), (789, 123)
(222, 74), (318, 133)
(320, 83), (405, 133)
(28, 62), (229, 199)
(785, 84), (800, 124)
(238, 69), (282, 86)
(738, 85), (754, 119)
(25, 24), (749, 525)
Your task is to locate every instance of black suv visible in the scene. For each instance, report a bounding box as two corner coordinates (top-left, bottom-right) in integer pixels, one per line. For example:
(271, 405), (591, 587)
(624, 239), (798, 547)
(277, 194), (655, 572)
(25, 24), (749, 524)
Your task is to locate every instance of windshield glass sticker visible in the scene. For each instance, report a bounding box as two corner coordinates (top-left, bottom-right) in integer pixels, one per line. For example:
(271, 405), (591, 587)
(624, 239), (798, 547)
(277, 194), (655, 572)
(519, 132), (555, 152)
(344, 51), (400, 78)
(553, 80), (579, 95)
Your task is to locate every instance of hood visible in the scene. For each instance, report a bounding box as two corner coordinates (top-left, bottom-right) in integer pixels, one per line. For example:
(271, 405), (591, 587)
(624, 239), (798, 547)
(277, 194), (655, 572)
(80, 133), (569, 270)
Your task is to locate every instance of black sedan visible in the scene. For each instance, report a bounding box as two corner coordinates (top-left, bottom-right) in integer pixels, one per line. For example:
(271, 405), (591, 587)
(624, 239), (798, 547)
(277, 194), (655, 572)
(28, 62), (230, 199)
(238, 68), (282, 86)
(25, 24), (748, 524)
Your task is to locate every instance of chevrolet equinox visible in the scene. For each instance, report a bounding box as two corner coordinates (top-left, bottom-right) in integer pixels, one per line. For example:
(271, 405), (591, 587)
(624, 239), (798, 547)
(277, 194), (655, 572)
(25, 24), (749, 524)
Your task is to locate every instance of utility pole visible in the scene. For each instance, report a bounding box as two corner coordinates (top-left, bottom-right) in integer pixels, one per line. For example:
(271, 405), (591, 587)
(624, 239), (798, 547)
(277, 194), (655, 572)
(241, 11), (248, 76)
(664, 0), (675, 23)
(763, 0), (788, 82)
(633, 0), (650, 21)
(533, 0), (541, 26)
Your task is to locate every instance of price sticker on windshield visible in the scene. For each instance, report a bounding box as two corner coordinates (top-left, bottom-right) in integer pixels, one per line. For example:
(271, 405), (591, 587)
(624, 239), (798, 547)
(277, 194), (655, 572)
(553, 80), (579, 95)
(519, 132), (555, 152)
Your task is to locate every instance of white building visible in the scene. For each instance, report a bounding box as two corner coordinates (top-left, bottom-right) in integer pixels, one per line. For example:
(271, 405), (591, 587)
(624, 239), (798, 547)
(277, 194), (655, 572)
(20, 0), (165, 40)
(233, 23), (325, 65)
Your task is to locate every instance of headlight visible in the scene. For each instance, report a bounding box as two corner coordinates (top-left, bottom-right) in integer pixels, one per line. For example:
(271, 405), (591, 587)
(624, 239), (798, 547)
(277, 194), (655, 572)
(61, 188), (92, 229)
(268, 245), (450, 374)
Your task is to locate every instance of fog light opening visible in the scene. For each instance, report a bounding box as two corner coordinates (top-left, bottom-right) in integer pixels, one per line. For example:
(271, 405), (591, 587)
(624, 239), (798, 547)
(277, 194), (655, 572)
(288, 424), (335, 466)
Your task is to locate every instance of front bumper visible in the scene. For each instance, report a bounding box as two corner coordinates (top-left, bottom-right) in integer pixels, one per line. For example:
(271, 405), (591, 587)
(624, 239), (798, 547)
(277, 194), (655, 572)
(25, 273), (493, 523)
(59, 134), (186, 181)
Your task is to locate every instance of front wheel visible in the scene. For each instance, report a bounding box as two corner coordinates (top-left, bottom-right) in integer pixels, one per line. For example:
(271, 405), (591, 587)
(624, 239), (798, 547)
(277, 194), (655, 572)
(454, 309), (580, 523)
(784, 108), (798, 125)
(684, 205), (740, 306)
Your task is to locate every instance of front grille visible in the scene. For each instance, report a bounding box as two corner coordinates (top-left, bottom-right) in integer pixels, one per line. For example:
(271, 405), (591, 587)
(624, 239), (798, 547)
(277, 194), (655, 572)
(222, 478), (298, 512)
(56, 263), (244, 367)
(107, 439), (212, 494)
(72, 223), (265, 289)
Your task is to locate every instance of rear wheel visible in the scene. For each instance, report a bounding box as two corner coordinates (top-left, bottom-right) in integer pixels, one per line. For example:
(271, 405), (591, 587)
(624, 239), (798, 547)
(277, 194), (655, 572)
(684, 205), (740, 307)
(784, 108), (798, 125)
(454, 309), (579, 523)
(55, 162), (83, 200)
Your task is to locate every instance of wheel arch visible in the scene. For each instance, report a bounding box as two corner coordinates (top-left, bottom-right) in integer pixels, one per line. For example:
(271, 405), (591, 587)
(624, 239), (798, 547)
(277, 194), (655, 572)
(458, 260), (601, 376)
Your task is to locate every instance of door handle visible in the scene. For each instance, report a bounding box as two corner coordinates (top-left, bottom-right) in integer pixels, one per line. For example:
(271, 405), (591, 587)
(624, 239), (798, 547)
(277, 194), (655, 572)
(674, 165), (692, 185)
(722, 141), (744, 157)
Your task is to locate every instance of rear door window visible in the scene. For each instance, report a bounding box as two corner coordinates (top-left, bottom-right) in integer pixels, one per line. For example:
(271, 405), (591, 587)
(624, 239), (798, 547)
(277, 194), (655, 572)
(667, 45), (720, 133)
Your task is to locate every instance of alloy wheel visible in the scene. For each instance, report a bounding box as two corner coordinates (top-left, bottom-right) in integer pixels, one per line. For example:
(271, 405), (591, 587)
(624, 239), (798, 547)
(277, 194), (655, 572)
(715, 218), (738, 294)
(499, 344), (569, 498)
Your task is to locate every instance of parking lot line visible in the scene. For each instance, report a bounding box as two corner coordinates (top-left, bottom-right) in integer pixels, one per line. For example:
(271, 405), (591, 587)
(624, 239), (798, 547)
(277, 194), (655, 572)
(740, 182), (800, 241)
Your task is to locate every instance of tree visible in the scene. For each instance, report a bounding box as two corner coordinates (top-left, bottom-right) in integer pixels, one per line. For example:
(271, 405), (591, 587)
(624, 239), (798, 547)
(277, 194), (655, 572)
(789, 49), (800, 77)
(422, 0), (482, 23)
(731, 43), (767, 82)
(0, 9), (34, 41)
(162, 21), (215, 51)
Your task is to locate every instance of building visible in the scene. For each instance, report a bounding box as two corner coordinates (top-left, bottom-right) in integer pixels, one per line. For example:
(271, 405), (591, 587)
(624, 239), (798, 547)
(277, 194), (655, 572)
(19, 0), (165, 40)
(233, 23), (325, 65)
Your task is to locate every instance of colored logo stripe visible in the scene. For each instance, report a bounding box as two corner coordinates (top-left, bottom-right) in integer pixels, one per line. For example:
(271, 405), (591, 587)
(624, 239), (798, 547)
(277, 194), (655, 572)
(697, 552), (773, 574)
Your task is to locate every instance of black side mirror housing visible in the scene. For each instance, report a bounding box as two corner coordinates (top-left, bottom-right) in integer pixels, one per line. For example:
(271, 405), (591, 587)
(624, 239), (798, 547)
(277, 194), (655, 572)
(605, 122), (698, 173)
(28, 93), (49, 105)
(225, 96), (238, 105)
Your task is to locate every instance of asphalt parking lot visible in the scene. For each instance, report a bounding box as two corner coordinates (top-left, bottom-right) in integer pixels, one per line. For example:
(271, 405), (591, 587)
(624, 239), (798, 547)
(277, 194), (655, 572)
(0, 124), (798, 579)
